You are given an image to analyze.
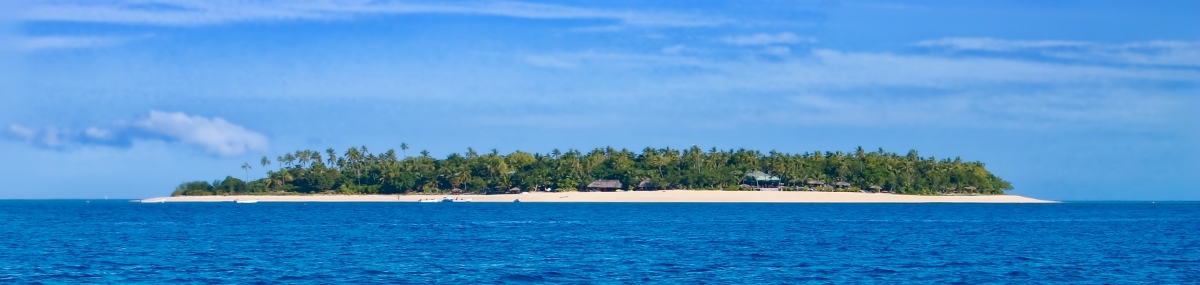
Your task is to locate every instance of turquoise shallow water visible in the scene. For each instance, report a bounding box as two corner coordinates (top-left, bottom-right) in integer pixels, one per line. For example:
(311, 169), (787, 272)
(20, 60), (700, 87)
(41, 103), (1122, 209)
(1, 201), (1198, 284)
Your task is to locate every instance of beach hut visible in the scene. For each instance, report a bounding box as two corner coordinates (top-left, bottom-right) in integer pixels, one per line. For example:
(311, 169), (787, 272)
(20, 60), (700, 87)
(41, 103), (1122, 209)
(743, 171), (781, 190)
(834, 181), (851, 188)
(806, 180), (825, 191)
(507, 187), (521, 194)
(636, 180), (653, 191)
(869, 185), (882, 193)
(450, 188), (464, 195)
(587, 180), (623, 192)
(964, 186), (977, 193)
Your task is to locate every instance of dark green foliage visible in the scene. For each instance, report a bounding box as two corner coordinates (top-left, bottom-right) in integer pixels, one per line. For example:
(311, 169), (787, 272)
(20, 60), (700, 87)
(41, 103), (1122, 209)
(177, 146), (1014, 196)
(172, 181), (214, 196)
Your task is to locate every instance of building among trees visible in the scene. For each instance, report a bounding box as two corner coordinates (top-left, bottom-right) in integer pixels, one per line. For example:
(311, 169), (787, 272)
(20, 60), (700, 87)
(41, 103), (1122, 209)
(587, 180), (623, 192)
(743, 171), (780, 190)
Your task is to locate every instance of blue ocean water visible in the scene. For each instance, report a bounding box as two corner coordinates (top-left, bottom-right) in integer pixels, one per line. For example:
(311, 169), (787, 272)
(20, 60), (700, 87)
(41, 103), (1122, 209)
(1, 201), (1198, 284)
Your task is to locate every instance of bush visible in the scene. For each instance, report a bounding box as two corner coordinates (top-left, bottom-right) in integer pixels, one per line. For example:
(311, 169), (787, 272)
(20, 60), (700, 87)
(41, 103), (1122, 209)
(173, 181), (214, 196)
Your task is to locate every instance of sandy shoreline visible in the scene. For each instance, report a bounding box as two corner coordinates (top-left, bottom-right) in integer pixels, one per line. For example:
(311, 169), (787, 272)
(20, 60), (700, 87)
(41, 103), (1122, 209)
(146, 190), (1053, 203)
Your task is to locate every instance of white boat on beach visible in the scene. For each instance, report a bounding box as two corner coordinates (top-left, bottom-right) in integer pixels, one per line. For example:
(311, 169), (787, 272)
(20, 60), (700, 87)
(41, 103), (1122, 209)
(418, 199), (440, 203)
(138, 198), (166, 203)
(441, 197), (471, 202)
(234, 199), (258, 204)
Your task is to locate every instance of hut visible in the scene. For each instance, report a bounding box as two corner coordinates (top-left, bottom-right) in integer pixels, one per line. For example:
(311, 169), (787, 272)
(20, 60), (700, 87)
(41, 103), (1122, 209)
(742, 171), (780, 190)
(806, 180), (825, 190)
(587, 180), (623, 192)
(964, 186), (977, 193)
(834, 181), (852, 188)
(868, 185), (882, 193)
(636, 180), (653, 191)
(450, 188), (464, 195)
(507, 187), (521, 194)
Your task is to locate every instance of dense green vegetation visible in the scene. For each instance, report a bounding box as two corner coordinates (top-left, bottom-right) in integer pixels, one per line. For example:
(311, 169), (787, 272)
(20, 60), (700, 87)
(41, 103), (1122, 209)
(173, 145), (1013, 196)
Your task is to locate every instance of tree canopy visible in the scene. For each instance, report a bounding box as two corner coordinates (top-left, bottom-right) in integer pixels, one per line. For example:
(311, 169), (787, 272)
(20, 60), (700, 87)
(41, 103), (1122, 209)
(172, 146), (1013, 196)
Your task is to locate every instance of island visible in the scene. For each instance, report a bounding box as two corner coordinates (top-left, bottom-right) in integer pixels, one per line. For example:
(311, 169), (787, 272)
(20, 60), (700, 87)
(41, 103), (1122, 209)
(153, 146), (1052, 203)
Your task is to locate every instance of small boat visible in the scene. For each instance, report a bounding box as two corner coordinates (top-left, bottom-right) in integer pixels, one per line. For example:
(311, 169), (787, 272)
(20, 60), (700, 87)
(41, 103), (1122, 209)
(235, 199), (258, 204)
(513, 199), (521, 203)
(418, 199), (439, 203)
(139, 198), (166, 203)
(442, 197), (471, 202)
(453, 198), (471, 202)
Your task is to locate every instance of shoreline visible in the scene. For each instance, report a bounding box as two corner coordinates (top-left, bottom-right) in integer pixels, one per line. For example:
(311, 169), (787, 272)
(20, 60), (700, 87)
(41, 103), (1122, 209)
(146, 190), (1054, 203)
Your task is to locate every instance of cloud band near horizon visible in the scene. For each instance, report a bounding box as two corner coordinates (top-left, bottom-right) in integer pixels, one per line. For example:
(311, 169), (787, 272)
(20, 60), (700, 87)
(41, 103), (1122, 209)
(3, 110), (268, 156)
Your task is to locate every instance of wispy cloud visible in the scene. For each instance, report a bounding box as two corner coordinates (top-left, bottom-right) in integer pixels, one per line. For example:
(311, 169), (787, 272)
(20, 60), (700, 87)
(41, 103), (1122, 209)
(773, 89), (1185, 128)
(721, 32), (814, 46)
(4, 111), (268, 156)
(510, 44), (1198, 129)
(21, 0), (725, 27)
(4, 34), (148, 51)
(916, 37), (1200, 67)
(521, 51), (707, 69)
(915, 37), (1088, 51)
(519, 48), (1199, 86)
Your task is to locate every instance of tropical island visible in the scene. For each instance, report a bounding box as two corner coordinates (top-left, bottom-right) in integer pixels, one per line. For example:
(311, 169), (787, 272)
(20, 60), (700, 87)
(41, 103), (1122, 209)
(156, 146), (1050, 203)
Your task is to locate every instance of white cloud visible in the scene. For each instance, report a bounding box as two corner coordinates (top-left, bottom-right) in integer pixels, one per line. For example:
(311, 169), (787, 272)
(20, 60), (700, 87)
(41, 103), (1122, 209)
(915, 37), (1088, 51)
(5, 125), (74, 147)
(661, 45), (685, 54)
(132, 110), (268, 156)
(39, 127), (66, 147)
(3, 111), (268, 156)
(20, 0), (724, 27)
(511, 45), (1197, 129)
(84, 127), (112, 140)
(774, 89), (1184, 128)
(520, 48), (1199, 87)
(6, 124), (35, 140)
(521, 51), (708, 69)
(763, 46), (790, 56)
(721, 32), (814, 46)
(4, 35), (144, 51)
(916, 37), (1200, 67)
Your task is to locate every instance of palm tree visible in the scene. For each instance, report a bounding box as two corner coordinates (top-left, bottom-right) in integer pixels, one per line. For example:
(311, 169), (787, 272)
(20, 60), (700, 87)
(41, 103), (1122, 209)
(241, 162), (252, 182)
(401, 143), (409, 158)
(260, 156), (271, 169)
(296, 150), (309, 168)
(325, 148), (337, 166)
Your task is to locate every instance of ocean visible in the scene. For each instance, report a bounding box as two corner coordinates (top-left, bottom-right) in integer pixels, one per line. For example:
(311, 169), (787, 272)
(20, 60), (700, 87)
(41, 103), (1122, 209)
(1, 201), (1197, 284)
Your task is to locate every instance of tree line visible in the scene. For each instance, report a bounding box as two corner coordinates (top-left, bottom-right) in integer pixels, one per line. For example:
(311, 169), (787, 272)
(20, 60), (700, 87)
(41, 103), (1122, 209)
(172, 145), (1013, 196)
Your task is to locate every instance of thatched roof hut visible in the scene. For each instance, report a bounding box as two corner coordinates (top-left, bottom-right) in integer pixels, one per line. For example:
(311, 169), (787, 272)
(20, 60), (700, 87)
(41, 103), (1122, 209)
(834, 181), (851, 187)
(587, 180), (623, 191)
(869, 185), (882, 190)
(637, 179), (652, 190)
(964, 186), (977, 191)
(807, 180), (825, 186)
(451, 188), (464, 194)
(508, 187), (521, 194)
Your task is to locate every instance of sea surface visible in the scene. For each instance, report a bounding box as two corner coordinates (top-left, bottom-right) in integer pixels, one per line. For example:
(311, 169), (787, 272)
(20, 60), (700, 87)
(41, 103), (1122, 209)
(1, 201), (1198, 284)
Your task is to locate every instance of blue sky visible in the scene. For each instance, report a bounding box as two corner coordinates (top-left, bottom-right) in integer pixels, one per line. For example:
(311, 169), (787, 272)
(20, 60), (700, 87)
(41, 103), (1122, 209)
(1, 0), (1197, 200)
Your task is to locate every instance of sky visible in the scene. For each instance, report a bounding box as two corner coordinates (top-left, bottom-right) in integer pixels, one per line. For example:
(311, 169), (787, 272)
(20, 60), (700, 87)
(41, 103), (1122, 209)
(0, 0), (1197, 200)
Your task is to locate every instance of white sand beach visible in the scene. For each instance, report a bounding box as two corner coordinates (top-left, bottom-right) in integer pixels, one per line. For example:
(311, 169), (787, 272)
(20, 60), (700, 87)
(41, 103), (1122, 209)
(148, 190), (1053, 203)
